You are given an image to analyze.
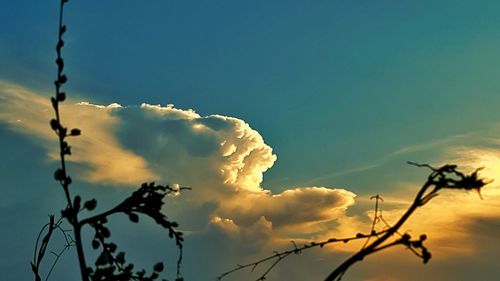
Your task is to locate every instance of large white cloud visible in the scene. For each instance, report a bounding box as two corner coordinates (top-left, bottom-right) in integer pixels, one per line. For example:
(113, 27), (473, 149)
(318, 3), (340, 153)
(2, 81), (500, 280)
(111, 103), (278, 197)
(0, 81), (355, 243)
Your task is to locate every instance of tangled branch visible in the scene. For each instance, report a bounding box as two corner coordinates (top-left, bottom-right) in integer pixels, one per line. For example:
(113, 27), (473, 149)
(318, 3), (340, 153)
(32, 1), (188, 280)
(31, 216), (75, 281)
(218, 162), (489, 281)
(217, 229), (388, 281)
(79, 183), (189, 281)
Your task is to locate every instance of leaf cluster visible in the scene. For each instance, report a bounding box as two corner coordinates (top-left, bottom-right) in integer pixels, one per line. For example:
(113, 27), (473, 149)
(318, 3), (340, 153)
(78, 183), (186, 281)
(32, 1), (187, 280)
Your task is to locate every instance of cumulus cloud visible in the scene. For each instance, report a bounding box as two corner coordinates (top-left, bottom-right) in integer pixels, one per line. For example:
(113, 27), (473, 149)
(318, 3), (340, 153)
(3, 81), (500, 280)
(221, 187), (355, 231)
(0, 81), (355, 246)
(206, 216), (273, 254)
(112, 103), (277, 197)
(4, 80), (500, 281)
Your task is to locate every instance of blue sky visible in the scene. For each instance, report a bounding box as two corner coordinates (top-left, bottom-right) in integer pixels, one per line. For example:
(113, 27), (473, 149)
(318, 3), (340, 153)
(1, 1), (500, 280)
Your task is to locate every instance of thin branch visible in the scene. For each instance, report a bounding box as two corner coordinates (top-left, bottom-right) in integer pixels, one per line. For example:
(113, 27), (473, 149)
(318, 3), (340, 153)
(50, 0), (89, 280)
(217, 229), (388, 281)
(323, 163), (488, 281)
(32, 216), (56, 281)
(32, 216), (75, 281)
(84, 183), (188, 280)
(45, 239), (75, 281)
(218, 163), (489, 281)
(79, 186), (190, 228)
(36, 1), (190, 280)
(361, 195), (383, 249)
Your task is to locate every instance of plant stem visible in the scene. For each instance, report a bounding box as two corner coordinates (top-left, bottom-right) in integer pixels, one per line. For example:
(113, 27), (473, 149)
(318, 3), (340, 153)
(324, 181), (432, 281)
(54, 1), (89, 280)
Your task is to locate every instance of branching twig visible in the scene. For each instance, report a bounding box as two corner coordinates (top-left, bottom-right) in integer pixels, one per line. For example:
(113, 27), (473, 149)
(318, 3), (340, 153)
(361, 195), (383, 249)
(219, 162), (489, 281)
(33, 1), (188, 280)
(32, 216), (56, 281)
(48, 0), (90, 280)
(217, 229), (389, 281)
(31, 216), (75, 281)
(323, 162), (489, 281)
(82, 183), (189, 280)
(46, 236), (75, 281)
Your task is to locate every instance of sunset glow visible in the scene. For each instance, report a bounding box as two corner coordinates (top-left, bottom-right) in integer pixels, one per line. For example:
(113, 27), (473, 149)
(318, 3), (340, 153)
(1, 1), (500, 281)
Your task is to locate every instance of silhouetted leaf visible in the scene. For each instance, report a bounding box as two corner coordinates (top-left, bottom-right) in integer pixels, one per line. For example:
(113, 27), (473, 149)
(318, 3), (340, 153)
(92, 239), (100, 249)
(153, 262), (164, 272)
(402, 234), (411, 242)
(108, 243), (117, 253)
(64, 176), (72, 185)
(54, 169), (65, 181)
(96, 252), (112, 266)
(62, 145), (71, 155)
(50, 119), (59, 131)
(128, 213), (139, 223)
(73, 196), (81, 211)
(59, 75), (67, 84)
(422, 249), (431, 264)
(84, 199), (97, 211)
(116, 252), (125, 264)
(100, 227), (110, 238)
(57, 92), (66, 102)
(56, 57), (64, 71)
(70, 128), (81, 136)
(150, 272), (159, 279)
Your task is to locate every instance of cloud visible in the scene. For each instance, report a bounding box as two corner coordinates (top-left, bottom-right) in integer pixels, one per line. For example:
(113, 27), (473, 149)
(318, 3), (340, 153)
(0, 82), (277, 189)
(112, 103), (277, 197)
(206, 216), (273, 254)
(0, 81), (354, 242)
(344, 216), (500, 281)
(0, 82), (156, 185)
(3, 81), (500, 280)
(221, 187), (355, 231)
(110, 104), (356, 241)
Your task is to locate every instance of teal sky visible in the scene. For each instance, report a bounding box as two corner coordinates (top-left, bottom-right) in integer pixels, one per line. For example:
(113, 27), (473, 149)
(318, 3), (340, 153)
(1, 1), (500, 281)
(3, 0), (500, 190)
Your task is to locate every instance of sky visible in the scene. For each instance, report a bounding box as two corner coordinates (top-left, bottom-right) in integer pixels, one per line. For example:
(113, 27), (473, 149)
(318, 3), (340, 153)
(1, 1), (500, 280)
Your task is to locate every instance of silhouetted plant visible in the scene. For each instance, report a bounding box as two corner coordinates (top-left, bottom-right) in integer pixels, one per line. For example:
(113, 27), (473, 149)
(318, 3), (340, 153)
(218, 162), (489, 281)
(31, 1), (491, 281)
(32, 1), (186, 280)
(32, 216), (75, 281)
